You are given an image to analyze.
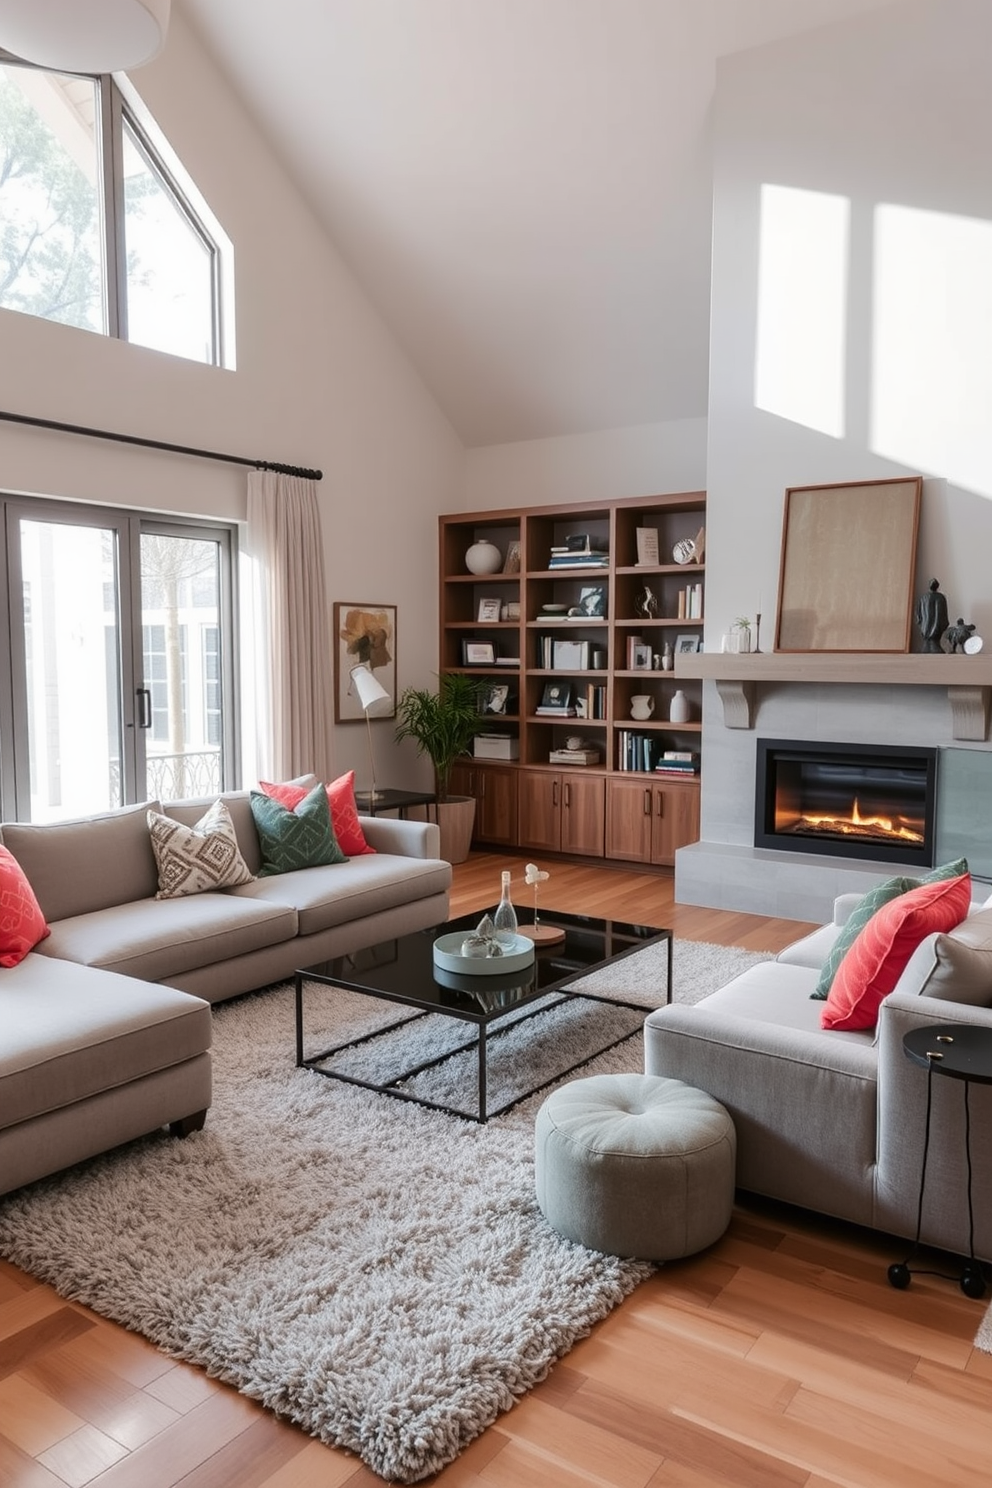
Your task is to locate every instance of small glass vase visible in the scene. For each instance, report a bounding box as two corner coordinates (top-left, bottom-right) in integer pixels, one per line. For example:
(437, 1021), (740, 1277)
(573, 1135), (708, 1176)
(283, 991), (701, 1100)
(492, 870), (518, 947)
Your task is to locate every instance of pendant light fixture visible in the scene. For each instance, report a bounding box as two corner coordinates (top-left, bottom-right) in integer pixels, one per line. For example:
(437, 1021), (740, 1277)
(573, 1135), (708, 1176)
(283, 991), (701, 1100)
(0, 0), (171, 74)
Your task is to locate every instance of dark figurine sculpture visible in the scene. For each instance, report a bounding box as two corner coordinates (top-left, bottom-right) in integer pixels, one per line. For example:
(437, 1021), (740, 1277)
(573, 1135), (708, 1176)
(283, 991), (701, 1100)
(945, 618), (977, 653)
(634, 584), (659, 619)
(914, 578), (949, 653)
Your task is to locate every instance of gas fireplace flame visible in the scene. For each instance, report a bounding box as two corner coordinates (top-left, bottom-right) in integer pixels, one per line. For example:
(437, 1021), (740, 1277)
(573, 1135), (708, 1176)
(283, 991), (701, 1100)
(794, 797), (923, 844)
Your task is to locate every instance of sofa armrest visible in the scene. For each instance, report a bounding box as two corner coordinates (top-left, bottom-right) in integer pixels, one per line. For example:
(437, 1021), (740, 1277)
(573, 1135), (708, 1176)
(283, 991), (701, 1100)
(874, 990), (992, 1256)
(358, 814), (441, 860)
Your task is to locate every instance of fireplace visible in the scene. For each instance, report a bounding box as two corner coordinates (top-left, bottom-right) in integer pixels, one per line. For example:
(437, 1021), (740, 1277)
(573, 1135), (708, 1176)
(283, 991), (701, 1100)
(754, 738), (938, 867)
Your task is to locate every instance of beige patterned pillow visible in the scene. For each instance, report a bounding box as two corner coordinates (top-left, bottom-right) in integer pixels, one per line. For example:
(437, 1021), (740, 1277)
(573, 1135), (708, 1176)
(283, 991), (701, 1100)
(147, 799), (254, 899)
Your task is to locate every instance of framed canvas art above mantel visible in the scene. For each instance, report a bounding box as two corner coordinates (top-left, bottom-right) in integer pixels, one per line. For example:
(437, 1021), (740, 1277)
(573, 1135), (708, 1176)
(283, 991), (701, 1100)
(774, 476), (922, 653)
(334, 602), (397, 721)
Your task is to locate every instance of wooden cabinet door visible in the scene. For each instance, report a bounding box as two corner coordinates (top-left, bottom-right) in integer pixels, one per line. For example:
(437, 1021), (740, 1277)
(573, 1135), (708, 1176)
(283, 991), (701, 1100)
(518, 770), (561, 852)
(561, 774), (605, 857)
(448, 762), (476, 802)
(476, 764), (518, 845)
(606, 778), (655, 863)
(652, 781), (701, 865)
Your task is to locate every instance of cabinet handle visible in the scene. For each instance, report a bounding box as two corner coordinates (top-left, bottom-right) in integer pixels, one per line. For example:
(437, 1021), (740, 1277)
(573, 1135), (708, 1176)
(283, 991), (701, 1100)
(656, 791), (664, 818)
(643, 788), (652, 816)
(479, 773), (486, 798)
(564, 782), (571, 808)
(552, 780), (559, 807)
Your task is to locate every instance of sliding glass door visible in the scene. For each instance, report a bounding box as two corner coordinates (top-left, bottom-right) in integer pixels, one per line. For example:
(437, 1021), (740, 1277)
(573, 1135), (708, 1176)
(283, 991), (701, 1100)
(1, 498), (237, 822)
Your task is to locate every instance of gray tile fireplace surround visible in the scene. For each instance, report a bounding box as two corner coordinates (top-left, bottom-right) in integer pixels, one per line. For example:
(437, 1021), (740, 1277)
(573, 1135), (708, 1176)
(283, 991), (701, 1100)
(675, 679), (992, 923)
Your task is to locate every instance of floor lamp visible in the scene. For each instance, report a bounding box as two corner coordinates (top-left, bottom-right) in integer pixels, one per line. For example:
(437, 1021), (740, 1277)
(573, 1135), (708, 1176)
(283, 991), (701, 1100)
(350, 663), (391, 803)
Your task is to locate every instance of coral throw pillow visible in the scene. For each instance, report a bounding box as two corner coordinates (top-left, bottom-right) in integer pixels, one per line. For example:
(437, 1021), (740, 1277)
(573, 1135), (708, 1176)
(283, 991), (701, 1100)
(259, 771), (375, 857)
(0, 844), (50, 967)
(821, 872), (972, 1031)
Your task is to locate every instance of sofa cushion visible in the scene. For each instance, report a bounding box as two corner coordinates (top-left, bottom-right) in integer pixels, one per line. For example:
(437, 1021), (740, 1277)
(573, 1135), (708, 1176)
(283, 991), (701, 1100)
(260, 770), (375, 857)
(0, 802), (162, 923)
(895, 905), (992, 1007)
(35, 893), (297, 982)
(0, 956), (211, 1127)
(148, 799), (255, 899)
(230, 853), (453, 936)
(163, 778), (318, 878)
(812, 857), (969, 999)
(821, 872), (972, 1031)
(0, 845), (50, 967)
(250, 784), (346, 875)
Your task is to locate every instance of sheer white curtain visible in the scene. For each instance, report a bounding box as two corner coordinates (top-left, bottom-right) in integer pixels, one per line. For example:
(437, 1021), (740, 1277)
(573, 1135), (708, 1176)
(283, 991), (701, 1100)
(244, 470), (334, 783)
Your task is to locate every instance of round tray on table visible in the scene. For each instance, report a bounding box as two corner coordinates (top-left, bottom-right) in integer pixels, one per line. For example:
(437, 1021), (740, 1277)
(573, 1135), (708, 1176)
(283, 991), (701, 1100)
(432, 931), (536, 976)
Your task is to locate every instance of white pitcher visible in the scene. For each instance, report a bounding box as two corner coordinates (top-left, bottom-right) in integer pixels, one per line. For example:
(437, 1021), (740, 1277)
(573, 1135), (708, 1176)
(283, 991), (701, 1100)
(630, 694), (655, 721)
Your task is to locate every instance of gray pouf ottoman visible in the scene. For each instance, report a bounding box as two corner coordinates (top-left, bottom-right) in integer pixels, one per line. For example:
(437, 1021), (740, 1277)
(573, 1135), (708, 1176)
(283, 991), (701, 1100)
(534, 1072), (736, 1260)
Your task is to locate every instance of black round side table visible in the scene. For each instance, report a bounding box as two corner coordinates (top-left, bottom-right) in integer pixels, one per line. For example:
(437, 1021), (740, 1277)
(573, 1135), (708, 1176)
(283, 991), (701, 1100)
(888, 1023), (992, 1299)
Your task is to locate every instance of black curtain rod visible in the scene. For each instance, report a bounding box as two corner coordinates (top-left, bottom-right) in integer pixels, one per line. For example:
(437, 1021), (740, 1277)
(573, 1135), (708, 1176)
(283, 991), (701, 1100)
(0, 408), (322, 481)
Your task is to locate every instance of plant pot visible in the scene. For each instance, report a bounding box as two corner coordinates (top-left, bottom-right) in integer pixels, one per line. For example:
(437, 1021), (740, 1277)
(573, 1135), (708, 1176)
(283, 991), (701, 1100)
(437, 795), (476, 864)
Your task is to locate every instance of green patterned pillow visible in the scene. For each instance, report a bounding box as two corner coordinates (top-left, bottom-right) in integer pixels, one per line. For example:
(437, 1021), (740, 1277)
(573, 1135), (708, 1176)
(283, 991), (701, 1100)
(811, 857), (970, 1000)
(249, 782), (347, 876)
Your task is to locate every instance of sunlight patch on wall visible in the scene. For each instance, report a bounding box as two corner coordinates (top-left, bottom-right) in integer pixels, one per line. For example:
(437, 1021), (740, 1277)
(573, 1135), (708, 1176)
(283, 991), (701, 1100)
(872, 204), (992, 498)
(754, 184), (849, 438)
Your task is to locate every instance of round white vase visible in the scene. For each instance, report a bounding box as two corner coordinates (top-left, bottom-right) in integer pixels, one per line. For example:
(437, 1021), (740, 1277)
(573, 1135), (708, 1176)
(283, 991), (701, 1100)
(669, 689), (691, 723)
(465, 540), (502, 574)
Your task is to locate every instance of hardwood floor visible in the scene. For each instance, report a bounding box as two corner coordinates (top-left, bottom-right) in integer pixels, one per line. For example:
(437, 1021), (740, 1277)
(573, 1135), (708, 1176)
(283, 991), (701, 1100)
(2, 855), (990, 1487)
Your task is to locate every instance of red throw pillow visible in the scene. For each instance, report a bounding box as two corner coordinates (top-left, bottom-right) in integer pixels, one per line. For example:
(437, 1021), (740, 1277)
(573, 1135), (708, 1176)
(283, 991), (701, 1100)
(0, 844), (50, 967)
(258, 771), (375, 857)
(821, 872), (972, 1031)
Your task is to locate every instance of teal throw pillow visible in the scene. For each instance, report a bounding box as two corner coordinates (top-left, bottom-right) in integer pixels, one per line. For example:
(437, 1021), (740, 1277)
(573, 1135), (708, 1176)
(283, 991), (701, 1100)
(811, 856), (970, 1000)
(249, 782), (347, 876)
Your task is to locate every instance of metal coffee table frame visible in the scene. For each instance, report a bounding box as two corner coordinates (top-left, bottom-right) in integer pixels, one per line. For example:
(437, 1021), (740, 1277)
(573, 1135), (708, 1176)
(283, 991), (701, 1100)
(295, 910), (670, 1123)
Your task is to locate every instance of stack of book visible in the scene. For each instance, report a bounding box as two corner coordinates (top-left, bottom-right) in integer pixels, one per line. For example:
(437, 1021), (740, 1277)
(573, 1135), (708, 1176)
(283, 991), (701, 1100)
(655, 750), (700, 777)
(549, 745), (600, 766)
(677, 583), (704, 618)
(616, 731), (660, 772)
(548, 534), (609, 570)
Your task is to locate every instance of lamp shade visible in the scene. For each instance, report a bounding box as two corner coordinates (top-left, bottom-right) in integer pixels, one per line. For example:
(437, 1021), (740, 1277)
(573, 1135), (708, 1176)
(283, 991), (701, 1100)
(0, 0), (171, 73)
(350, 663), (391, 716)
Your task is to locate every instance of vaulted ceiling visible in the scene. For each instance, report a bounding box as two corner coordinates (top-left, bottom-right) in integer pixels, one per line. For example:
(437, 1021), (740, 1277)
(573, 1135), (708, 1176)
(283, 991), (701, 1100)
(180, 0), (903, 447)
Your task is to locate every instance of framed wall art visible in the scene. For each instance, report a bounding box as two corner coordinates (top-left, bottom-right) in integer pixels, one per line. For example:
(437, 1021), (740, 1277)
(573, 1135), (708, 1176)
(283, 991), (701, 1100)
(774, 476), (922, 652)
(334, 602), (397, 722)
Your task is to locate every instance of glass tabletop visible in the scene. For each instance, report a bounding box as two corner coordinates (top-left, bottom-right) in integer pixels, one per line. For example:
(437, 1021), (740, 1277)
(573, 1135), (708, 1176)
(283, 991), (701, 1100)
(301, 908), (668, 1023)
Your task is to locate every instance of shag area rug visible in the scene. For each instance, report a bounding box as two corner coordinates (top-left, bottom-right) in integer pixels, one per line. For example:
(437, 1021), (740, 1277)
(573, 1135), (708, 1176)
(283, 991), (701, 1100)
(0, 938), (770, 1482)
(975, 1301), (992, 1356)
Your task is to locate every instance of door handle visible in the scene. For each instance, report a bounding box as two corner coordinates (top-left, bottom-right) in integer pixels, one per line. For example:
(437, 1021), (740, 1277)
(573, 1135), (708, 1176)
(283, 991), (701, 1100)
(564, 783), (571, 808)
(656, 791), (664, 817)
(136, 687), (152, 729)
(552, 780), (559, 807)
(644, 788), (652, 816)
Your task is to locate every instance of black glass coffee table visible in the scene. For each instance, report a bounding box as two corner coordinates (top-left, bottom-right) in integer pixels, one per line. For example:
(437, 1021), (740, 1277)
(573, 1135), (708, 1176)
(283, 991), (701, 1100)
(295, 908), (670, 1122)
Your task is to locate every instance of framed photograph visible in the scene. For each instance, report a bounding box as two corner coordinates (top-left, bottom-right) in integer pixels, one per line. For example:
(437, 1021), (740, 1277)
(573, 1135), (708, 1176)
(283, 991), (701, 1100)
(502, 540), (521, 575)
(775, 476), (922, 652)
(675, 633), (700, 655)
(477, 596), (502, 622)
(577, 584), (607, 617)
(333, 602), (396, 723)
(539, 679), (574, 709)
(478, 681), (511, 715)
(631, 643), (653, 671)
(463, 640), (496, 665)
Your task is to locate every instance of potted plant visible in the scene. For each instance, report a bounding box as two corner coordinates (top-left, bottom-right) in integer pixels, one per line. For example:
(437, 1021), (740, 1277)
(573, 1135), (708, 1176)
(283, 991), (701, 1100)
(394, 673), (486, 862)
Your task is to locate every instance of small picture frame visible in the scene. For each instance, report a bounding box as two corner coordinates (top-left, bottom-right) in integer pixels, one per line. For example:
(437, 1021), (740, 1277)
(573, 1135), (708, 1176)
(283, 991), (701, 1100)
(635, 527), (659, 566)
(502, 540), (521, 574)
(630, 643), (653, 671)
(477, 596), (502, 622)
(463, 640), (496, 665)
(479, 682), (511, 714)
(577, 584), (607, 617)
(675, 633), (701, 654)
(539, 679), (574, 709)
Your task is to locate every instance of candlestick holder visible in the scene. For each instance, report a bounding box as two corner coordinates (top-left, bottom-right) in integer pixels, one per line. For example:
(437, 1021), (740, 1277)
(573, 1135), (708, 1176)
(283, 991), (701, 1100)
(753, 612), (762, 654)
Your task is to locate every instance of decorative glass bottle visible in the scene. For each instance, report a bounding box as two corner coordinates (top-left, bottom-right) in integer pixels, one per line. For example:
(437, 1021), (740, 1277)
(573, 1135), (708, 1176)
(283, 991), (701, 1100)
(492, 870), (518, 946)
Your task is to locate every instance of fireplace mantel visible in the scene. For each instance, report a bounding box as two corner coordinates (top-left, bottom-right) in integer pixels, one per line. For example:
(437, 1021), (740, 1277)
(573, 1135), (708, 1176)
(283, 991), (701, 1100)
(675, 653), (992, 740)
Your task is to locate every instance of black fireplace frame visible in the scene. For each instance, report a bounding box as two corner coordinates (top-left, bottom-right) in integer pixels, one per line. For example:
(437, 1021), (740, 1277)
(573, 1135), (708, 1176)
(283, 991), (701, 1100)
(754, 738), (938, 867)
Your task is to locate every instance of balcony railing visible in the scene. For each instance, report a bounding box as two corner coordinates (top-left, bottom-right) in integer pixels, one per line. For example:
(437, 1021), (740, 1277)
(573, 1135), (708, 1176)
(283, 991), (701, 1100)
(109, 749), (222, 803)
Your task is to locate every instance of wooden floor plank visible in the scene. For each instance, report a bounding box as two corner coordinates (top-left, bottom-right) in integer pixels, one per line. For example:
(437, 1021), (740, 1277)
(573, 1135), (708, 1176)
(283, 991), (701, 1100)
(2, 854), (989, 1487)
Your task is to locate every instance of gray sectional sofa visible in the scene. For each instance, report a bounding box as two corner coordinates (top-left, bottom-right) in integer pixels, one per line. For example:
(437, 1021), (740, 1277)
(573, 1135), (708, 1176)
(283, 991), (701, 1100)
(644, 890), (992, 1263)
(0, 790), (451, 1196)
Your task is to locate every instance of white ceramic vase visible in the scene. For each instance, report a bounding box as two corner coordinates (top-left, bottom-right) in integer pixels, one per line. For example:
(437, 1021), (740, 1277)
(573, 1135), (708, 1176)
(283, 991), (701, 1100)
(465, 540), (502, 575)
(669, 689), (690, 723)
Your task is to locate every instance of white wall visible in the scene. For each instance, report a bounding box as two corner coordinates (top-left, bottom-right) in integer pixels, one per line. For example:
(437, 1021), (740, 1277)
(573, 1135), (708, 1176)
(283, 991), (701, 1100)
(461, 418), (707, 512)
(707, 0), (992, 648)
(0, 7), (464, 790)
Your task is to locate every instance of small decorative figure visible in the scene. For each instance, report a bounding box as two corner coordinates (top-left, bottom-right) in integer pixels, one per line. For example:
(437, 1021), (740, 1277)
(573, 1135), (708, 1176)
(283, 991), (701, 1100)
(915, 578), (949, 653)
(517, 863), (565, 945)
(634, 584), (659, 619)
(461, 912), (504, 958)
(945, 618), (977, 653)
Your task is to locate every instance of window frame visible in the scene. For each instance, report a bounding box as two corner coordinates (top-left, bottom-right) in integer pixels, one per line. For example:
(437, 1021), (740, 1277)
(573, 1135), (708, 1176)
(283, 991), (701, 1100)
(0, 51), (226, 365)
